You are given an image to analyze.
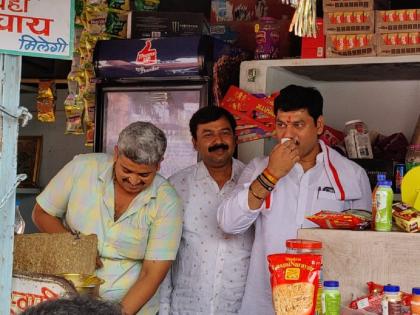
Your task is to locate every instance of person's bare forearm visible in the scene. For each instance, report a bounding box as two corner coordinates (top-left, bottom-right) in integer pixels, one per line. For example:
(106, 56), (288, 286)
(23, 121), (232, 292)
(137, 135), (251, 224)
(32, 203), (68, 233)
(121, 260), (171, 315)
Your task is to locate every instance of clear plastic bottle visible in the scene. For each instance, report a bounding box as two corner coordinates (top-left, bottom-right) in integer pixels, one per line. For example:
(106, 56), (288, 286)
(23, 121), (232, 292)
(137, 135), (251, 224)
(286, 239), (323, 314)
(406, 144), (420, 172)
(14, 200), (25, 235)
(374, 179), (393, 232)
(371, 173), (386, 230)
(344, 120), (373, 159)
(382, 285), (402, 315)
(322, 280), (341, 315)
(412, 287), (420, 315)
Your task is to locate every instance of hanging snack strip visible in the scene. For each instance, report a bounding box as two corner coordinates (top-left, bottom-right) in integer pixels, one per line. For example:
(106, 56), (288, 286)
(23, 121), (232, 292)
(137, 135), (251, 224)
(282, 0), (317, 37)
(67, 0), (131, 146)
(64, 94), (84, 135)
(37, 80), (56, 123)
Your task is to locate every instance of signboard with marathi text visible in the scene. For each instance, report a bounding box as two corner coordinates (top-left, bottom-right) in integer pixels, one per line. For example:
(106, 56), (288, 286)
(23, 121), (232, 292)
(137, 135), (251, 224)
(0, 0), (74, 59)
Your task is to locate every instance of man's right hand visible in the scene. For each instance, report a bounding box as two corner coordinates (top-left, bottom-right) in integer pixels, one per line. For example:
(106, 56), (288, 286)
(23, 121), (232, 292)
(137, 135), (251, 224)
(266, 140), (300, 180)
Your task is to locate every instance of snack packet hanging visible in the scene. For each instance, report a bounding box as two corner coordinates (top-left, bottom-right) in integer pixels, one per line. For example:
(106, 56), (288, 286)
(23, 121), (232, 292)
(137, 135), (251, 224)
(105, 9), (129, 38)
(83, 93), (95, 147)
(134, 0), (160, 11)
(83, 4), (108, 34)
(108, 0), (130, 11)
(37, 80), (56, 122)
(267, 253), (322, 315)
(64, 95), (84, 134)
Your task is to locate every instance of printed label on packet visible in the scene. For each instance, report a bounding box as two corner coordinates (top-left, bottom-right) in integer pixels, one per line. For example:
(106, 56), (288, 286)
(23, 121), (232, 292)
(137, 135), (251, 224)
(357, 297), (370, 309)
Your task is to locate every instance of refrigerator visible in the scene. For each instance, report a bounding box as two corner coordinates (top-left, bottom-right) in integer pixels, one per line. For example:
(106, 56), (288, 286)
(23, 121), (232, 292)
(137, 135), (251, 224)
(93, 35), (244, 177)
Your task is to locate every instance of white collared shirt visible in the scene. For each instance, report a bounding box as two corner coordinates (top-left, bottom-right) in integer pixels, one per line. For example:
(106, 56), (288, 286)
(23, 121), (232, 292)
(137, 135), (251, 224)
(160, 159), (253, 315)
(217, 142), (372, 315)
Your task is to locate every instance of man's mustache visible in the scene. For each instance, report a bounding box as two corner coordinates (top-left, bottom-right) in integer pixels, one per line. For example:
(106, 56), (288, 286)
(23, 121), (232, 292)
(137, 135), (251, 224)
(208, 143), (229, 152)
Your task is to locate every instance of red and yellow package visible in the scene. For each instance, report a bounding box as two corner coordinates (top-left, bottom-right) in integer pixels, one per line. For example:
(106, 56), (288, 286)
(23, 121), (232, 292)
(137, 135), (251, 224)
(267, 253), (322, 315)
(306, 210), (371, 230)
(36, 80), (56, 122)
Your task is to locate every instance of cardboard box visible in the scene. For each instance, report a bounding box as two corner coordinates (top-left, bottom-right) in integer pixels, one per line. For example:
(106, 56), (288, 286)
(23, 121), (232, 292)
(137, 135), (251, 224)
(323, 0), (374, 12)
(326, 33), (376, 57)
(128, 11), (209, 39)
(392, 202), (420, 233)
(221, 85), (276, 143)
(210, 19), (291, 57)
(301, 18), (325, 58)
(210, 0), (294, 23)
(324, 10), (374, 34)
(375, 10), (420, 34)
(376, 32), (420, 56)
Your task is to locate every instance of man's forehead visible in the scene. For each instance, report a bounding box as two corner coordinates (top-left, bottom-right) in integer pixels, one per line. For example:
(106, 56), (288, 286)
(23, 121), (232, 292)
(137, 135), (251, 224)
(197, 117), (232, 131)
(277, 109), (310, 120)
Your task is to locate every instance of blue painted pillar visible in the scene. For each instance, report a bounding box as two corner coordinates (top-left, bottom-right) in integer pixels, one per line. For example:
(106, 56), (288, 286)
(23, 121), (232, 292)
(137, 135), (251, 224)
(0, 54), (22, 314)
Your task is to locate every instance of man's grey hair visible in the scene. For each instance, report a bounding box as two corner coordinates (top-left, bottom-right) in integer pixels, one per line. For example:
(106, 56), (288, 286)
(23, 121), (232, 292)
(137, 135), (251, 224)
(117, 121), (167, 165)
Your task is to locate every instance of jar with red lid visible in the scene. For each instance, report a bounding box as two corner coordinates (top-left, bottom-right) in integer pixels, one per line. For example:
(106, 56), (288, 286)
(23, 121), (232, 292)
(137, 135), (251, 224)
(286, 239), (323, 315)
(286, 238), (323, 254)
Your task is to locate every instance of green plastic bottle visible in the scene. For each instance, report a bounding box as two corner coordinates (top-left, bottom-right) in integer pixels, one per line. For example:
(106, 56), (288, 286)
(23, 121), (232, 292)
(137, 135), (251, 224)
(374, 179), (393, 232)
(322, 280), (341, 315)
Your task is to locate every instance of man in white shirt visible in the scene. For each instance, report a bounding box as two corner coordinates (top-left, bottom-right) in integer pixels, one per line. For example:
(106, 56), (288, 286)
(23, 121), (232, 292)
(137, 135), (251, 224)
(217, 85), (372, 315)
(160, 106), (253, 315)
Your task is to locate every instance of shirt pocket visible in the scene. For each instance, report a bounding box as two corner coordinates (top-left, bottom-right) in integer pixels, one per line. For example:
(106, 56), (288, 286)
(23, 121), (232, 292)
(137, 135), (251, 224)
(114, 223), (149, 260)
(313, 190), (346, 211)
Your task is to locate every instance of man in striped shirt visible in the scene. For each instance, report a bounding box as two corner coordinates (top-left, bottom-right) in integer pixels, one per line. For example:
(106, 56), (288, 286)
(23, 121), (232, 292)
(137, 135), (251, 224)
(32, 122), (183, 315)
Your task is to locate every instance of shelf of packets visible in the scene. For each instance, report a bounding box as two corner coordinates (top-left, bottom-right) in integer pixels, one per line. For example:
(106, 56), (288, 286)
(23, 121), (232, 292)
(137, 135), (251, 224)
(66, 0), (134, 146)
(220, 86), (278, 143)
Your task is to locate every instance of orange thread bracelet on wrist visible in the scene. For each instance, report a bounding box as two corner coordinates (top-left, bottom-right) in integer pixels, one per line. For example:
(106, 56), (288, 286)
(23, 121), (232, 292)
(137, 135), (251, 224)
(263, 168), (279, 184)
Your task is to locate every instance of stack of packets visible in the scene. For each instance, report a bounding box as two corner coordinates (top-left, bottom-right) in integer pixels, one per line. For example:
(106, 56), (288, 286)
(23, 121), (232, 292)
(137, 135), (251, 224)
(306, 209), (372, 230)
(349, 281), (411, 314)
(375, 9), (420, 56)
(392, 202), (420, 233)
(37, 81), (56, 123)
(221, 86), (277, 143)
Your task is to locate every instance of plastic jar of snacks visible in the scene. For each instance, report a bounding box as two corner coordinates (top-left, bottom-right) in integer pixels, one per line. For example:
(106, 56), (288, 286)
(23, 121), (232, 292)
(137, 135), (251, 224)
(344, 120), (373, 159)
(286, 239), (323, 314)
(412, 287), (420, 315)
(286, 239), (322, 254)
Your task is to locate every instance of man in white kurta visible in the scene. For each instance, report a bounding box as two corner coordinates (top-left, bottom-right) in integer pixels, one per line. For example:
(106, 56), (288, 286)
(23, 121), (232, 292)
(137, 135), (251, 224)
(217, 85), (372, 315)
(160, 107), (253, 315)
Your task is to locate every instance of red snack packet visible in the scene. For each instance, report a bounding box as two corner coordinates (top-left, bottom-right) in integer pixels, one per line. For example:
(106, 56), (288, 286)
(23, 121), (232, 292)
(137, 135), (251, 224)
(306, 210), (371, 230)
(267, 253), (322, 315)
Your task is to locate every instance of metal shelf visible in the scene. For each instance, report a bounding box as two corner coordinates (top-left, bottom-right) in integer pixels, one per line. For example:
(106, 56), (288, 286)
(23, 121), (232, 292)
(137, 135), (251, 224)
(242, 55), (420, 81)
